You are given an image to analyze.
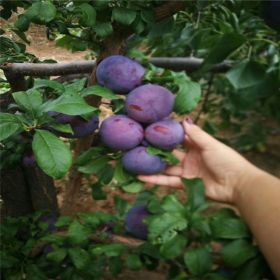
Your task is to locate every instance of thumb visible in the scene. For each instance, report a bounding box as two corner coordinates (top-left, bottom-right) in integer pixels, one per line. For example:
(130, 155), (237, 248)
(183, 119), (221, 150)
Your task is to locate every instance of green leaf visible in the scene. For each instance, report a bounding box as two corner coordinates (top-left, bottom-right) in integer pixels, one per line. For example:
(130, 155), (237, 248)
(206, 273), (228, 280)
(26, 1), (56, 23)
(68, 220), (89, 245)
(56, 35), (88, 52)
(0, 113), (23, 141)
(160, 234), (187, 259)
(65, 78), (87, 94)
(43, 94), (96, 115)
(126, 254), (142, 270)
(114, 159), (134, 184)
(141, 10), (155, 23)
(0, 251), (19, 268)
(114, 196), (129, 218)
(210, 217), (250, 239)
(234, 256), (269, 280)
(146, 146), (179, 165)
(96, 164), (114, 184)
(75, 147), (106, 166)
(94, 22), (113, 37)
(212, 208), (238, 219)
(148, 18), (174, 38)
(132, 17), (145, 34)
(174, 80), (201, 114)
(81, 85), (119, 99)
(202, 32), (246, 70)
(161, 194), (185, 213)
(13, 90), (42, 112)
(109, 257), (122, 276)
(78, 3), (96, 27)
(112, 8), (137, 25)
(221, 240), (258, 268)
(68, 248), (90, 270)
(138, 242), (160, 259)
(91, 244), (127, 257)
(147, 196), (163, 214)
(91, 182), (107, 200)
(191, 216), (212, 237)
(121, 181), (144, 193)
(226, 61), (265, 89)
(32, 130), (72, 179)
(55, 216), (72, 228)
(78, 212), (100, 228)
(184, 247), (212, 276)
(49, 123), (73, 134)
(26, 264), (47, 280)
(14, 15), (30, 32)
(33, 79), (64, 92)
(147, 212), (187, 243)
(77, 156), (109, 174)
(47, 248), (67, 263)
(11, 28), (30, 44)
(182, 178), (205, 211)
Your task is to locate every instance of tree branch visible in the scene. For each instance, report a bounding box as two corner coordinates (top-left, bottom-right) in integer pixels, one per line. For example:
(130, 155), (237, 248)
(1, 61), (95, 76)
(61, 31), (130, 216)
(30, 232), (144, 258)
(194, 73), (215, 123)
(0, 58), (232, 76)
(155, 1), (187, 21)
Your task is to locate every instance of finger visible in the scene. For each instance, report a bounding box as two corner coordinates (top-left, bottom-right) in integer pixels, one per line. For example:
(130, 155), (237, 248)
(183, 120), (221, 150)
(172, 149), (185, 162)
(137, 175), (183, 188)
(165, 165), (183, 176)
(184, 135), (194, 148)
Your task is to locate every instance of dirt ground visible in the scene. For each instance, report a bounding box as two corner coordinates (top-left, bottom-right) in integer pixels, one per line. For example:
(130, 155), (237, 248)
(2, 21), (280, 279)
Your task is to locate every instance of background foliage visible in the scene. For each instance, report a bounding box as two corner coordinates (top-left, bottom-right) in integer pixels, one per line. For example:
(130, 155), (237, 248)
(0, 0), (279, 279)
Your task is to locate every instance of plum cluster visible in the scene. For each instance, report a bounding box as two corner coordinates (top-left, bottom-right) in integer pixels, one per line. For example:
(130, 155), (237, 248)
(98, 55), (184, 175)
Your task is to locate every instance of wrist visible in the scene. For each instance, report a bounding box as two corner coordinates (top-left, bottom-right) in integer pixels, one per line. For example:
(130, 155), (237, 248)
(233, 164), (264, 206)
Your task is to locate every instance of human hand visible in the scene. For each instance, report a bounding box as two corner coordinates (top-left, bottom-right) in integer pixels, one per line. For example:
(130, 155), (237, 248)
(138, 118), (258, 204)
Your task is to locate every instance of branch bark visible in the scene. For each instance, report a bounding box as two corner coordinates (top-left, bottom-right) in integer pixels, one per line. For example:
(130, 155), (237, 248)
(1, 61), (95, 76)
(155, 1), (187, 21)
(1, 73), (58, 220)
(0, 58), (232, 76)
(194, 73), (215, 123)
(61, 32), (130, 216)
(30, 232), (144, 258)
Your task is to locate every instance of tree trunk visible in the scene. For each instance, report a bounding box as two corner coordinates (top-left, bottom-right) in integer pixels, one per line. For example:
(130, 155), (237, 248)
(0, 166), (33, 220)
(0, 72), (59, 220)
(61, 32), (129, 216)
(0, 166), (59, 221)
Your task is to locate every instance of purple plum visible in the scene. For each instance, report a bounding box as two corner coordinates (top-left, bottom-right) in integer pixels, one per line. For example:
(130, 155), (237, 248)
(43, 244), (54, 256)
(100, 115), (144, 151)
(49, 113), (99, 138)
(122, 146), (166, 175)
(145, 119), (184, 150)
(48, 112), (76, 124)
(125, 205), (150, 240)
(22, 153), (36, 167)
(40, 213), (57, 232)
(125, 84), (174, 124)
(96, 55), (145, 93)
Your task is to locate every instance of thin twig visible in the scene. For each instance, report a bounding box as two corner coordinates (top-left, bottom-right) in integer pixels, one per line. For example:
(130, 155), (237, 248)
(194, 73), (215, 124)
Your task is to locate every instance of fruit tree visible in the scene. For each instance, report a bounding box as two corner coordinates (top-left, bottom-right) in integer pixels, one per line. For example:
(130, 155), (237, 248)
(0, 0), (279, 279)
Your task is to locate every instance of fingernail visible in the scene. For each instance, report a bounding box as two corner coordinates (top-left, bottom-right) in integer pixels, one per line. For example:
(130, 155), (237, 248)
(185, 117), (193, 125)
